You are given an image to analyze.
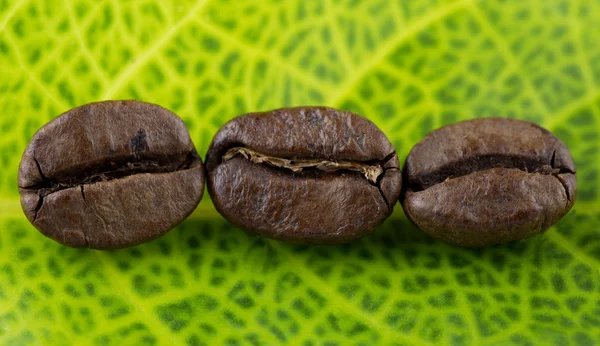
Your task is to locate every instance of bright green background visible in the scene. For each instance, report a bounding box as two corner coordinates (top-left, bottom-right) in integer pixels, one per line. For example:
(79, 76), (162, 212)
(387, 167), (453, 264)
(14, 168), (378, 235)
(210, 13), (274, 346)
(1, 0), (599, 345)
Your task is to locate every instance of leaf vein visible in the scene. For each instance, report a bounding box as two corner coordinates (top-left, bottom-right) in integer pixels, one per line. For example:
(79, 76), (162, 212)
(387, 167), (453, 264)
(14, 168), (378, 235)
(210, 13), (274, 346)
(94, 252), (185, 345)
(325, 0), (354, 72)
(546, 88), (600, 130)
(102, 0), (211, 99)
(328, 0), (477, 107)
(66, 0), (110, 86)
(0, 0), (28, 33)
(4, 32), (69, 110)
(468, 5), (549, 115)
(548, 231), (600, 272)
(196, 20), (329, 93)
(267, 241), (431, 346)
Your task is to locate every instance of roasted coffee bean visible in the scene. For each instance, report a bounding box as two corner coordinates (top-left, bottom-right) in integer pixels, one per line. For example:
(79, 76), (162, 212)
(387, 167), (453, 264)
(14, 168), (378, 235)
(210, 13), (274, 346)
(18, 100), (204, 249)
(402, 118), (576, 247)
(206, 107), (402, 244)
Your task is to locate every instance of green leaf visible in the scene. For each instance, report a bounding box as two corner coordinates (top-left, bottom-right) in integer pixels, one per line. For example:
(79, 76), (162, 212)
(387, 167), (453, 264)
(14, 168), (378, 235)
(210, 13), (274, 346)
(1, 0), (599, 345)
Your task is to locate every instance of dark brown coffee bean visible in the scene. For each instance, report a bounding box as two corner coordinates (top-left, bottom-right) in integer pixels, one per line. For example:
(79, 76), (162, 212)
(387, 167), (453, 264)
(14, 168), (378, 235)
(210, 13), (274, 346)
(402, 118), (576, 247)
(18, 100), (204, 249)
(206, 107), (401, 244)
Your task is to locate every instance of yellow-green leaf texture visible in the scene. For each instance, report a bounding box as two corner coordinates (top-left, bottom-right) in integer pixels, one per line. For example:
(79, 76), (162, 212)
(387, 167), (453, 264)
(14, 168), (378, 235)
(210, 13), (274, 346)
(1, 0), (600, 345)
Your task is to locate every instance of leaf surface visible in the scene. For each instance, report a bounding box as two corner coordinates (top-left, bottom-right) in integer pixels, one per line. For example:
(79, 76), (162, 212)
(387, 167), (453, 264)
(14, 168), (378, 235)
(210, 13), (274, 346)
(0, 0), (599, 345)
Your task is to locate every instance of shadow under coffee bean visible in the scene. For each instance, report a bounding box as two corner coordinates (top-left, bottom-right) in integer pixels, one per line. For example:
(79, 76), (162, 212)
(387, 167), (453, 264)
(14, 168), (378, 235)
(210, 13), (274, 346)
(205, 106), (402, 244)
(402, 118), (577, 247)
(18, 100), (205, 249)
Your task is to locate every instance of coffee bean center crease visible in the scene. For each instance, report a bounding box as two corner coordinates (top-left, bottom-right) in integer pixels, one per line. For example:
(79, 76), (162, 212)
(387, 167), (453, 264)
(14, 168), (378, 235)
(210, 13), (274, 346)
(23, 151), (199, 201)
(409, 152), (575, 192)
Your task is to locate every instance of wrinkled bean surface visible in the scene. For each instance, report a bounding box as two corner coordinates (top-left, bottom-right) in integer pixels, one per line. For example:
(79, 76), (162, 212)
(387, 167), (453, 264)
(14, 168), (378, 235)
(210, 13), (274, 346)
(18, 100), (204, 249)
(206, 107), (402, 244)
(402, 118), (576, 247)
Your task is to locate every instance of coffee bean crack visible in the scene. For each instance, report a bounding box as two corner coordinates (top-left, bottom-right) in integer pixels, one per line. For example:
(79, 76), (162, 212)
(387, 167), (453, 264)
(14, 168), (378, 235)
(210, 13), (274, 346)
(224, 147), (387, 182)
(223, 147), (397, 208)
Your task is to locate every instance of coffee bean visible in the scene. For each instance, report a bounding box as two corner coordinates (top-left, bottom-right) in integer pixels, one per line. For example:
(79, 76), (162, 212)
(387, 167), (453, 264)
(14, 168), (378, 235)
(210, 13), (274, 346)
(205, 107), (401, 244)
(18, 100), (205, 249)
(402, 118), (576, 247)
